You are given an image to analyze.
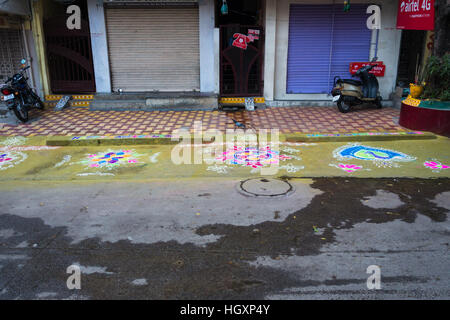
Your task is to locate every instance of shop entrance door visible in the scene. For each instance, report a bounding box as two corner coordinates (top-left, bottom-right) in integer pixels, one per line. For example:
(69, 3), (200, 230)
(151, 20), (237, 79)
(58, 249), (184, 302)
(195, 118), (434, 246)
(44, 16), (96, 93)
(220, 25), (264, 96)
(218, 0), (264, 97)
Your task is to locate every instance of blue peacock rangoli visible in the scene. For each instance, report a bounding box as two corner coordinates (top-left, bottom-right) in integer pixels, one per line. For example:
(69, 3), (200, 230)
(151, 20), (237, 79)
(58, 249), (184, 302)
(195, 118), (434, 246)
(333, 144), (416, 168)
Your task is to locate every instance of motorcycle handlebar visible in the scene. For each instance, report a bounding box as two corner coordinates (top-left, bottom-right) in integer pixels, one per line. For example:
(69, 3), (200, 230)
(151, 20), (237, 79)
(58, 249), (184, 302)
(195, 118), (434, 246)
(4, 66), (30, 83)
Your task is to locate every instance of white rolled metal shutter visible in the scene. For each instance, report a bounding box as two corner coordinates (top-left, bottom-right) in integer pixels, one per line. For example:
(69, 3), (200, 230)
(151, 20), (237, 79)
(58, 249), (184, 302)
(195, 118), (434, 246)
(105, 7), (200, 92)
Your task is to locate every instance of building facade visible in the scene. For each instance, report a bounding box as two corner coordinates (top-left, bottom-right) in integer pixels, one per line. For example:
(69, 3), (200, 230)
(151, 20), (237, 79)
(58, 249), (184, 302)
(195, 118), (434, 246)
(86, 0), (402, 105)
(9, 0), (410, 107)
(265, 0), (401, 106)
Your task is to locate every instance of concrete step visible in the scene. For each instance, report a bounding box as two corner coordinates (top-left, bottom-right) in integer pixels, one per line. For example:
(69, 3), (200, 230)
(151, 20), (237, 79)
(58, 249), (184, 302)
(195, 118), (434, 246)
(90, 93), (219, 111)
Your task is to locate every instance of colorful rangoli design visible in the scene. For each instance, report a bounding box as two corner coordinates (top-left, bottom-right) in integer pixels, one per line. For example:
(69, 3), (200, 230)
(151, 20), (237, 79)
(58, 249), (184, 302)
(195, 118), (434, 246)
(0, 153), (13, 163)
(217, 146), (292, 169)
(424, 160), (450, 173)
(330, 163), (366, 173)
(81, 150), (143, 169)
(333, 144), (415, 168)
(0, 151), (27, 171)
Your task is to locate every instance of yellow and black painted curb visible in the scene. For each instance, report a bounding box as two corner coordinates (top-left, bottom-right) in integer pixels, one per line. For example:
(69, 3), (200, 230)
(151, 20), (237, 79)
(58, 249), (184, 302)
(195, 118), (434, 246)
(45, 95), (94, 101)
(44, 94), (94, 108)
(219, 97), (265, 105)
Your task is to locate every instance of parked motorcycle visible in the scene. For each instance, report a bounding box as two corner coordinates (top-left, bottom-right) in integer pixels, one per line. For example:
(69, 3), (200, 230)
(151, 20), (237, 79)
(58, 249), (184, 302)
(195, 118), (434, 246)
(331, 58), (382, 113)
(1, 60), (44, 122)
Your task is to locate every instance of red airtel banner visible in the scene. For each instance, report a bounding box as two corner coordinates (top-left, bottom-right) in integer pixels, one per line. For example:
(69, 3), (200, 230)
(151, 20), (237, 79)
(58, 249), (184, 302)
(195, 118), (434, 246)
(350, 62), (386, 77)
(397, 0), (435, 30)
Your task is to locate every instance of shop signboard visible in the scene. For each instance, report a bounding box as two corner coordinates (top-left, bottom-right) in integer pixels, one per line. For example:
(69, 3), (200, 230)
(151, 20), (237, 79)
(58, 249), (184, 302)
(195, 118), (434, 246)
(396, 0), (435, 30)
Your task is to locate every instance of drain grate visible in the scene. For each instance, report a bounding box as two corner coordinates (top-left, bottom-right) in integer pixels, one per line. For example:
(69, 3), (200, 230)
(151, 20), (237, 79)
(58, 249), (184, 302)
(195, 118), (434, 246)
(238, 178), (294, 197)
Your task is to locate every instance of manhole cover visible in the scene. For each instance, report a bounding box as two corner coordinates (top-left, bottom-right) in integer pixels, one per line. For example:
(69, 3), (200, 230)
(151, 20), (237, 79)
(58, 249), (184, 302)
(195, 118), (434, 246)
(238, 178), (294, 197)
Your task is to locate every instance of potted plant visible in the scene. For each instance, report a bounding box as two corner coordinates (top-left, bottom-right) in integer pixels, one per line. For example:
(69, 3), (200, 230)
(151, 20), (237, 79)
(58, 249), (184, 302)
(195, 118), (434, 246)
(420, 53), (450, 102)
(409, 55), (425, 99)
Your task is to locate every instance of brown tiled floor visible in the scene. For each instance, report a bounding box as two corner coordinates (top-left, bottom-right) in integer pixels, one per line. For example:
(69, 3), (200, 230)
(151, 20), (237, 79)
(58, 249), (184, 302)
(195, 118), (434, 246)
(0, 106), (403, 137)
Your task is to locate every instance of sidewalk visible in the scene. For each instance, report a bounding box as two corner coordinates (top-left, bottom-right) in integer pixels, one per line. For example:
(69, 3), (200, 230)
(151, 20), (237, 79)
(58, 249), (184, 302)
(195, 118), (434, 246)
(0, 106), (403, 137)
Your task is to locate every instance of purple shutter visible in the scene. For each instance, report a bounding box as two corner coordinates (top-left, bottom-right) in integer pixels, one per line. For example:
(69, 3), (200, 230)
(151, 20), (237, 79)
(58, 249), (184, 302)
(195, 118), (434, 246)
(329, 5), (372, 90)
(287, 5), (333, 94)
(287, 4), (371, 94)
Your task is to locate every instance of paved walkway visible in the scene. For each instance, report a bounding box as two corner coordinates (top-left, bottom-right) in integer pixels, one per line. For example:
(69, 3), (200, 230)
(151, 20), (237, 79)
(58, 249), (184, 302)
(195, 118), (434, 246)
(0, 106), (403, 137)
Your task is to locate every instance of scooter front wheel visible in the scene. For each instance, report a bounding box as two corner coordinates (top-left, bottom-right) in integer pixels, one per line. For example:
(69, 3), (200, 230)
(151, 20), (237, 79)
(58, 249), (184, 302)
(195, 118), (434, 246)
(337, 99), (352, 113)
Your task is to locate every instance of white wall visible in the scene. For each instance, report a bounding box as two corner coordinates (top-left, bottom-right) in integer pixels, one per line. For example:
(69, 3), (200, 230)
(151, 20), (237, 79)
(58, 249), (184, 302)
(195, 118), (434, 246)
(87, 0), (111, 93)
(270, 0), (401, 102)
(24, 27), (43, 97)
(264, 0), (277, 101)
(0, 0), (30, 16)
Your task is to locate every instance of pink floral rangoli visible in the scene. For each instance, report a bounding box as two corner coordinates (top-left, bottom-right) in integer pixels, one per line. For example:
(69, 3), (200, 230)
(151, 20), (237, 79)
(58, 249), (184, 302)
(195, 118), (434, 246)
(424, 161), (450, 172)
(216, 146), (292, 169)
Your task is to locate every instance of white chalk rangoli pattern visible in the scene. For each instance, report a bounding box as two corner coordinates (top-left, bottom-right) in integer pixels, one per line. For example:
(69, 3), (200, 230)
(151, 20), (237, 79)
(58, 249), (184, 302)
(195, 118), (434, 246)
(54, 155), (72, 168)
(207, 164), (230, 174)
(0, 136), (27, 147)
(280, 163), (304, 173)
(0, 151), (28, 171)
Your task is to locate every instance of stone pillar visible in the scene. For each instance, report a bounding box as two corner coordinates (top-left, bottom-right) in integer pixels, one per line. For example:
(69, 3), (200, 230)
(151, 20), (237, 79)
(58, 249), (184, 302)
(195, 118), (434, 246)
(87, 0), (111, 93)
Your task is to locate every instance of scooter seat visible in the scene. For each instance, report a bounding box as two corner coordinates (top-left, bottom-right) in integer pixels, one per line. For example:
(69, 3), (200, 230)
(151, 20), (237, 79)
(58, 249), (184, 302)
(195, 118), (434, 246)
(338, 79), (362, 86)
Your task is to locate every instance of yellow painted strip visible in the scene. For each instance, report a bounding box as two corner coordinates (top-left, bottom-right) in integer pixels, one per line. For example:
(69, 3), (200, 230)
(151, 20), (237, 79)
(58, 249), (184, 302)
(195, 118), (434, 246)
(73, 95), (94, 100)
(45, 95), (94, 101)
(403, 95), (421, 107)
(45, 101), (90, 107)
(45, 95), (63, 101)
(71, 101), (90, 107)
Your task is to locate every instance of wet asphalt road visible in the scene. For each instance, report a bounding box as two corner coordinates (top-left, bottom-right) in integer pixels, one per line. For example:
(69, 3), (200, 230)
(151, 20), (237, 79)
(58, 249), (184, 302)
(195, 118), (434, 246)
(0, 178), (449, 300)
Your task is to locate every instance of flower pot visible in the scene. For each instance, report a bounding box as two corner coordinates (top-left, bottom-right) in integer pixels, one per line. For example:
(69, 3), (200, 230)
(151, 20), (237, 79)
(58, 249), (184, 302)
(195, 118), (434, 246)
(409, 84), (424, 99)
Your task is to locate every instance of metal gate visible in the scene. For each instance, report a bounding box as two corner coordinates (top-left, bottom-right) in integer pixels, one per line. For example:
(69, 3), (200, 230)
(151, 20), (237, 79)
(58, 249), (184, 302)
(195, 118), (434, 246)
(220, 25), (264, 97)
(44, 16), (95, 93)
(0, 29), (25, 83)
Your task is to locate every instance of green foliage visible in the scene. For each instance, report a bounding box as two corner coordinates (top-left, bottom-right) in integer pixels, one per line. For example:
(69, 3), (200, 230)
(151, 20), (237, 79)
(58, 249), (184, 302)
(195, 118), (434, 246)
(422, 54), (450, 101)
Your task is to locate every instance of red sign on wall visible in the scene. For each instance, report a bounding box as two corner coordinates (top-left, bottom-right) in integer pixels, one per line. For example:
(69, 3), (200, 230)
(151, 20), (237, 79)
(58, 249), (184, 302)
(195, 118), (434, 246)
(350, 62), (386, 77)
(396, 0), (435, 30)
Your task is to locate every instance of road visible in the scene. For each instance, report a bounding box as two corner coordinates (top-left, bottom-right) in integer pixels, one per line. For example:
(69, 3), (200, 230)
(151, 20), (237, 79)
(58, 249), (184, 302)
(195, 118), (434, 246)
(0, 178), (449, 300)
(0, 136), (449, 299)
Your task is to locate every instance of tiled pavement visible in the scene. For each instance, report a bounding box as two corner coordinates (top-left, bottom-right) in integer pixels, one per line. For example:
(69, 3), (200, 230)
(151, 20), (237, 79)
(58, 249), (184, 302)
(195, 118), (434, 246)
(0, 106), (403, 137)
